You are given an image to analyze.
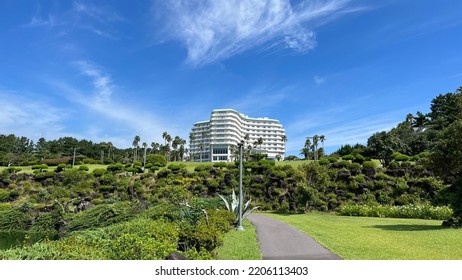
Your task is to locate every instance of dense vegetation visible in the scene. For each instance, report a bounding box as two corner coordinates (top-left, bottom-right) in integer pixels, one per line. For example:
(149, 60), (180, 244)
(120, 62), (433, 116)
(1, 86), (461, 259)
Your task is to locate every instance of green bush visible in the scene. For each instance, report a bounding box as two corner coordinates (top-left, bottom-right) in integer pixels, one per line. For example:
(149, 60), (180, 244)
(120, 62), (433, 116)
(92, 168), (106, 177)
(338, 203), (453, 220)
(107, 163), (124, 173)
(146, 154), (167, 167)
(0, 189), (11, 202)
(109, 233), (176, 260)
(28, 211), (62, 233)
(68, 202), (139, 231)
(362, 161), (378, 170)
(0, 208), (30, 231)
(353, 154), (366, 164)
(78, 165), (89, 172)
(342, 154), (355, 161)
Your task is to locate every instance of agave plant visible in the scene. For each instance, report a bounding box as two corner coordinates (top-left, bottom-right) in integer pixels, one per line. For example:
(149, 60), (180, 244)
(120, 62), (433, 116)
(218, 190), (260, 221)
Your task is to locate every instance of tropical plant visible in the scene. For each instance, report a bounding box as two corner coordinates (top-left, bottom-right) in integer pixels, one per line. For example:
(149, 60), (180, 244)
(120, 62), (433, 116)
(218, 190), (259, 222)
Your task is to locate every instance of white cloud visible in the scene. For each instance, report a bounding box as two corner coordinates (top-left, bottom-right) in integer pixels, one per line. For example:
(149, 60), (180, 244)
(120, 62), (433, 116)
(226, 84), (293, 114)
(74, 60), (114, 101)
(0, 90), (66, 140)
(284, 107), (406, 155)
(72, 1), (124, 23)
(44, 61), (180, 148)
(22, 1), (124, 39)
(153, 0), (356, 65)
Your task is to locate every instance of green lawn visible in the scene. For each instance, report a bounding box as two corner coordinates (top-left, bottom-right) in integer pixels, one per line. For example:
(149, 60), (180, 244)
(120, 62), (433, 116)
(265, 213), (462, 260)
(215, 219), (262, 260)
(0, 164), (108, 174)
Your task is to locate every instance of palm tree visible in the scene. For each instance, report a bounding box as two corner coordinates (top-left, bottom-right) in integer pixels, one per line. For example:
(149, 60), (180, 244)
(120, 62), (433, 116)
(179, 137), (186, 161)
(151, 142), (160, 154)
(313, 135), (320, 161)
(142, 142), (148, 168)
(304, 138), (312, 160)
(132, 135), (140, 162)
(319, 135), (325, 155)
(162, 132), (172, 161)
(257, 137), (263, 153)
(107, 142), (114, 161)
(172, 136), (184, 161)
(300, 147), (310, 160)
(99, 142), (107, 163)
(162, 131), (170, 146)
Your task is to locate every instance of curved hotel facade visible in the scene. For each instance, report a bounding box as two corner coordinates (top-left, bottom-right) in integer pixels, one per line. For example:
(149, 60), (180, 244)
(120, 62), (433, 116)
(189, 109), (286, 162)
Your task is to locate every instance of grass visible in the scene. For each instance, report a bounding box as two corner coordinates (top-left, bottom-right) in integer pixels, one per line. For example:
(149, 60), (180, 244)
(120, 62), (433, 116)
(265, 212), (462, 260)
(0, 164), (108, 174)
(215, 219), (262, 260)
(275, 159), (311, 168)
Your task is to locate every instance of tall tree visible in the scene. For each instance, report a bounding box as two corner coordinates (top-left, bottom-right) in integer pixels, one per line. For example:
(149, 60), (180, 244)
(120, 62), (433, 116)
(312, 135), (320, 161)
(107, 142), (114, 161)
(301, 138), (312, 160)
(98, 142), (107, 163)
(132, 135), (140, 162)
(319, 135), (325, 154)
(151, 142), (160, 154)
(431, 119), (462, 219)
(428, 89), (461, 130)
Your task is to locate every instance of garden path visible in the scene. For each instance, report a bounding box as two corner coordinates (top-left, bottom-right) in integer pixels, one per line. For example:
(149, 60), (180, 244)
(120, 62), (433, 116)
(247, 214), (342, 260)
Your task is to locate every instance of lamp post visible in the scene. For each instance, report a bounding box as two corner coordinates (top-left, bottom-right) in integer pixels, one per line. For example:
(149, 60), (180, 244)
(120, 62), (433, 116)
(237, 140), (244, 231)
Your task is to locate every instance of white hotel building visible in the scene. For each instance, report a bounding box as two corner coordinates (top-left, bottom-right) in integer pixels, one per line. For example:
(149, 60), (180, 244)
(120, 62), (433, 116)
(189, 109), (286, 162)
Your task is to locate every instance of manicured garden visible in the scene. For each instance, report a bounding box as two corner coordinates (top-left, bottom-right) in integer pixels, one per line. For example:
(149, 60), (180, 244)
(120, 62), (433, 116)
(265, 212), (462, 260)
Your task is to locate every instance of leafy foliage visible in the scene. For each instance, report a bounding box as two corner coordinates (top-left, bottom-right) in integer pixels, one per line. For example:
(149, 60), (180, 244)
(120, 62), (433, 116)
(338, 203), (453, 220)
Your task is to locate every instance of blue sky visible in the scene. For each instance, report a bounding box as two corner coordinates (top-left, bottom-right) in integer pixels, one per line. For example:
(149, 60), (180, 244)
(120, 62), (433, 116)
(1, 0), (461, 156)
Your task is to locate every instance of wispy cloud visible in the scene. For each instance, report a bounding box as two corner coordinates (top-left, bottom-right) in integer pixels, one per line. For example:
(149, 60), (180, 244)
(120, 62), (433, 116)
(45, 61), (178, 147)
(22, 1), (124, 39)
(74, 60), (114, 101)
(72, 1), (124, 23)
(23, 14), (57, 28)
(0, 90), (66, 140)
(284, 106), (407, 155)
(225, 83), (298, 115)
(153, 0), (358, 66)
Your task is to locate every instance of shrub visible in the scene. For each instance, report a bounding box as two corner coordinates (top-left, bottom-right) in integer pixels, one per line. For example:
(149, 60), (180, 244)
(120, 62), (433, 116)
(78, 165), (89, 172)
(338, 203), (453, 220)
(109, 233), (176, 260)
(353, 154), (366, 164)
(0, 189), (11, 202)
(68, 202), (139, 231)
(342, 154), (355, 161)
(146, 154), (167, 167)
(362, 161), (378, 170)
(107, 163), (124, 173)
(0, 208), (30, 231)
(327, 156), (339, 163)
(92, 168), (106, 177)
(392, 152), (411, 162)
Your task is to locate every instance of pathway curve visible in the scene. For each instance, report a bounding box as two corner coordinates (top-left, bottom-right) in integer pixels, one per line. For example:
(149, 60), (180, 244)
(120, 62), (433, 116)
(247, 214), (342, 260)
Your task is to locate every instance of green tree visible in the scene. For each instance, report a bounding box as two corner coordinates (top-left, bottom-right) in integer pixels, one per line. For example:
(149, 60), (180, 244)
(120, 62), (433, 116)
(428, 88), (462, 130)
(366, 131), (396, 166)
(132, 135), (140, 162)
(431, 119), (462, 219)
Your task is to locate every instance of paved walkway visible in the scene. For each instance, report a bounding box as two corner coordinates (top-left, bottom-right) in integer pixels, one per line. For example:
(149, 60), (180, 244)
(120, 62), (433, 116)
(247, 214), (342, 260)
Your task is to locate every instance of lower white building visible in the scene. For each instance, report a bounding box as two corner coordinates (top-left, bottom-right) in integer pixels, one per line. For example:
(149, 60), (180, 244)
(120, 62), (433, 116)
(189, 109), (286, 162)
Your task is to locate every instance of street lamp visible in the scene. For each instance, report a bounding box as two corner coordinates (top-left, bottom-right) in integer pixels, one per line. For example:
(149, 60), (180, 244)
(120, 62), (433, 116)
(237, 140), (244, 231)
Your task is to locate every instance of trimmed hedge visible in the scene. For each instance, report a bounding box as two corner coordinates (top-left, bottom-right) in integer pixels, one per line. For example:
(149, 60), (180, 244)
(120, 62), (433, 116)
(338, 203), (453, 220)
